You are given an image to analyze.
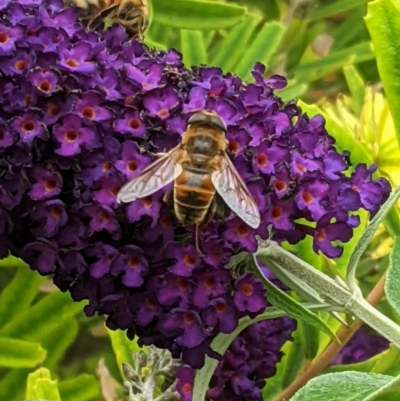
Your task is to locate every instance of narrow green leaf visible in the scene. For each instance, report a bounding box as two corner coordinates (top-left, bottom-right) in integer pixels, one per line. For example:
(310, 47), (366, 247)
(209, 13), (262, 72)
(0, 265), (43, 327)
(385, 208), (400, 237)
(365, 0), (400, 146)
(106, 327), (141, 379)
(235, 21), (285, 80)
(180, 30), (207, 67)
(143, 37), (167, 51)
(279, 82), (308, 103)
(343, 65), (366, 115)
(280, 325), (307, 389)
(0, 290), (84, 341)
(291, 372), (393, 401)
(385, 236), (400, 315)
(347, 186), (400, 290)
(295, 42), (374, 83)
(202, 30), (215, 49)
(26, 368), (60, 401)
(296, 319), (320, 361)
(42, 318), (79, 370)
(59, 375), (99, 401)
(0, 369), (30, 401)
(310, 0), (369, 21)
(0, 337), (46, 367)
(253, 255), (339, 342)
(0, 254), (29, 268)
(152, 0), (247, 30)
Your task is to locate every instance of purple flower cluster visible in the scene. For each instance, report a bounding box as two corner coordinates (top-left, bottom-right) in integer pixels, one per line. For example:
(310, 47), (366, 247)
(0, 0), (390, 399)
(332, 326), (389, 365)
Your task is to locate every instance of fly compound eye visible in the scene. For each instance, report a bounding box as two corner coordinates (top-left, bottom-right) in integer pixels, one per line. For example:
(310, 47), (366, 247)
(188, 112), (227, 132)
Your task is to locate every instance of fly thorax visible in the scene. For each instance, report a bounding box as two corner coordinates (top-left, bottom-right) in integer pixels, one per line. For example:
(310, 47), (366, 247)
(186, 134), (218, 165)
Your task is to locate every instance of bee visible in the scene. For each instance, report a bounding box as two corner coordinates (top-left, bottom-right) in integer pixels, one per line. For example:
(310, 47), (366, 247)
(117, 111), (261, 255)
(64, 0), (149, 39)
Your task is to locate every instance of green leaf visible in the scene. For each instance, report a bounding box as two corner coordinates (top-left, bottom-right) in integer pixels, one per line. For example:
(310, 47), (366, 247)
(0, 290), (84, 341)
(0, 369), (30, 401)
(0, 337), (46, 368)
(385, 236), (400, 315)
(41, 318), (79, 371)
(365, 0), (400, 146)
(295, 42), (375, 84)
(180, 30), (207, 67)
(362, 374), (400, 401)
(310, 0), (369, 21)
(235, 21), (285, 81)
(0, 265), (43, 328)
(252, 255), (339, 343)
(291, 372), (393, 401)
(347, 186), (400, 290)
(296, 318), (320, 361)
(280, 324), (307, 389)
(152, 0), (247, 30)
(59, 375), (99, 401)
(209, 13), (262, 72)
(106, 327), (141, 379)
(26, 368), (60, 401)
(193, 307), (289, 401)
(343, 65), (366, 115)
(0, 254), (29, 268)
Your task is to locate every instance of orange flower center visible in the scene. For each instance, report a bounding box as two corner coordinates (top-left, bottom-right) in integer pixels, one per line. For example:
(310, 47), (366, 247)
(141, 196), (152, 208)
(66, 59), (79, 67)
(215, 302), (227, 313)
(241, 283), (254, 296)
(183, 312), (195, 325)
(22, 121), (35, 132)
(102, 161), (112, 172)
(39, 80), (51, 92)
(128, 257), (140, 268)
(44, 178), (57, 191)
(82, 106), (95, 120)
(98, 210), (111, 222)
(184, 254), (196, 266)
(15, 60), (27, 70)
(127, 160), (138, 171)
(176, 277), (188, 290)
(64, 129), (78, 142)
(257, 153), (268, 167)
(51, 205), (63, 218)
(129, 118), (141, 129)
(274, 180), (286, 191)
(302, 191), (313, 204)
(235, 222), (250, 237)
(0, 32), (9, 43)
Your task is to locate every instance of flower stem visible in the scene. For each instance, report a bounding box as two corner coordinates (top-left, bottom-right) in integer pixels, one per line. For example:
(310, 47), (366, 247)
(272, 273), (386, 401)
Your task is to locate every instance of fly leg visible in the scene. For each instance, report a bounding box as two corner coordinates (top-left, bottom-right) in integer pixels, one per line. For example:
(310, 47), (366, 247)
(195, 196), (218, 257)
(195, 224), (205, 257)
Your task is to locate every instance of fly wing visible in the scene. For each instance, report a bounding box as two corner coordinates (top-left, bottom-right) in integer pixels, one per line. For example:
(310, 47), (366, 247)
(211, 153), (260, 228)
(117, 146), (183, 203)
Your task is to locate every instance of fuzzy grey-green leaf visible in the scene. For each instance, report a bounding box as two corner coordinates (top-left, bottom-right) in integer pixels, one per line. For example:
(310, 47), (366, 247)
(291, 372), (393, 401)
(385, 236), (400, 315)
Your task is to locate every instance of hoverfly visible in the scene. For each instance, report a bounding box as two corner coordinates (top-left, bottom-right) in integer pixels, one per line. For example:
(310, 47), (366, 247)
(64, 0), (149, 39)
(117, 111), (261, 255)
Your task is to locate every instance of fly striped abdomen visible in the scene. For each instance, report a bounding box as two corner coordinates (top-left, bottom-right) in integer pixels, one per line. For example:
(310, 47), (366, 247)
(174, 166), (215, 226)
